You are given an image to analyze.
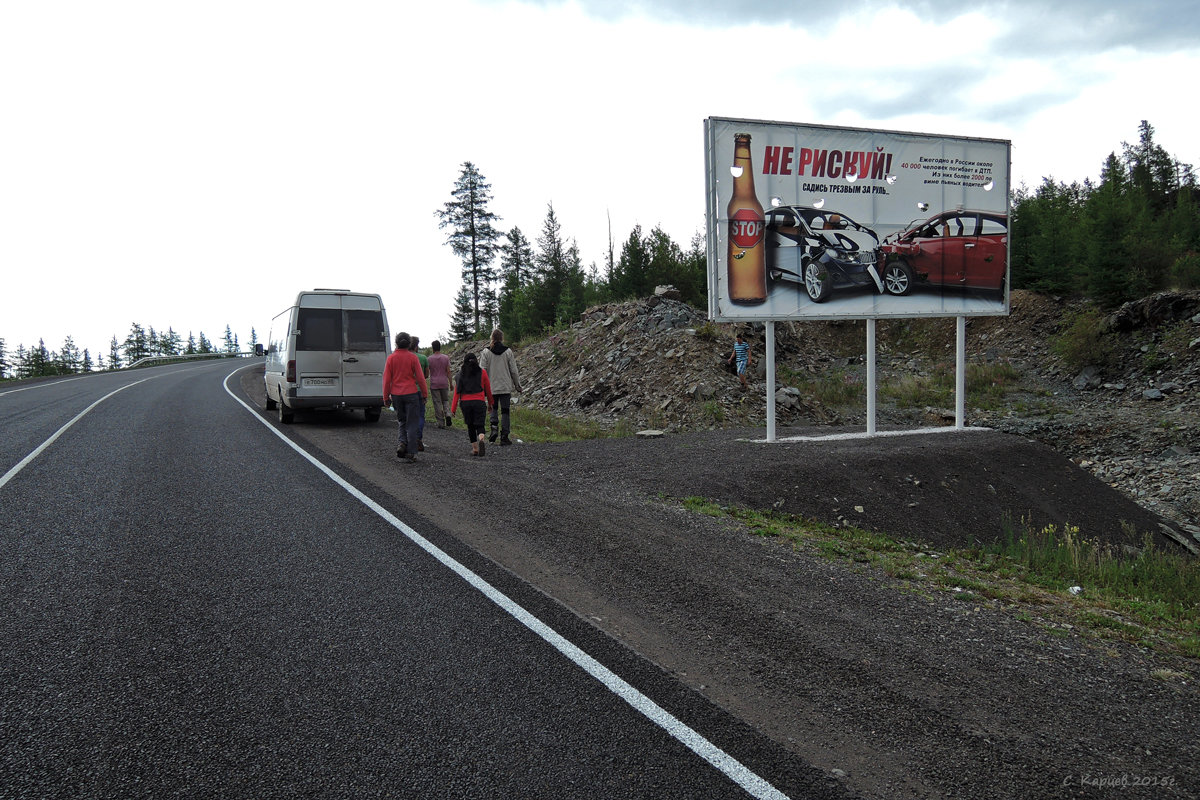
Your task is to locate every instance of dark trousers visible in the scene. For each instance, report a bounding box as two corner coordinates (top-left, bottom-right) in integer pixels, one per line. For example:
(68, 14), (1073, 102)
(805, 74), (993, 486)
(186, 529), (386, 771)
(489, 393), (512, 438)
(461, 399), (487, 443)
(418, 393), (426, 441)
(391, 392), (421, 454)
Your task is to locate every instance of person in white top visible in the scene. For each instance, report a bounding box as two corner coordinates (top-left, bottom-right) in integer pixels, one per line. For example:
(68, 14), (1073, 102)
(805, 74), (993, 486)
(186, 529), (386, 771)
(479, 328), (522, 446)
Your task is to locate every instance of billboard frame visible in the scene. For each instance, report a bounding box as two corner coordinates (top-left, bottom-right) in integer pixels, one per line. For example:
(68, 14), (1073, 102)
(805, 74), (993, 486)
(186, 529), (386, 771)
(705, 116), (1012, 323)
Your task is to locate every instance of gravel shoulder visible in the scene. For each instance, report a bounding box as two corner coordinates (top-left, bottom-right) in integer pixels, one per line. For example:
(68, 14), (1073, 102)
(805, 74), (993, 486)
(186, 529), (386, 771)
(242, 368), (1199, 799)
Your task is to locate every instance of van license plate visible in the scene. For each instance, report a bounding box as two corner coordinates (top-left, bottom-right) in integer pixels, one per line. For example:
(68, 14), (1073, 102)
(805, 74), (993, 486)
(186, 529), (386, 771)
(303, 377), (336, 387)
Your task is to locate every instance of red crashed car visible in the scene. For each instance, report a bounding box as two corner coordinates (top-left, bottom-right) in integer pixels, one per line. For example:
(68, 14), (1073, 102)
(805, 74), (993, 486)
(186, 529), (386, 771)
(879, 210), (1008, 295)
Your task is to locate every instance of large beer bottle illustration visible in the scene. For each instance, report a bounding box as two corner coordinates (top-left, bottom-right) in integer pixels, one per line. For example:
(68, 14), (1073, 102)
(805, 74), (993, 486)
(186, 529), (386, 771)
(726, 133), (767, 305)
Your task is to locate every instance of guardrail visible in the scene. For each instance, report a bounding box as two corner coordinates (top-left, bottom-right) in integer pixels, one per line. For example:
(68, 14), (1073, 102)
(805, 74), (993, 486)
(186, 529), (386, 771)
(124, 352), (259, 370)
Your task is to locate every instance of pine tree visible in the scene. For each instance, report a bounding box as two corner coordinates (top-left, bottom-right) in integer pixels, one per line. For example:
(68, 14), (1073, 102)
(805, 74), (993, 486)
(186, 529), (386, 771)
(160, 327), (182, 356)
(0, 337), (7, 380)
(527, 202), (570, 333)
(123, 323), (149, 363)
(1085, 153), (1134, 307)
(223, 325), (235, 354)
(438, 162), (502, 336)
(82, 349), (94, 373)
(108, 335), (122, 370)
(186, 332), (197, 355)
(611, 225), (651, 300)
(497, 227), (535, 341)
(26, 339), (52, 377)
(59, 335), (82, 374)
(448, 285), (476, 341)
(14, 344), (29, 379)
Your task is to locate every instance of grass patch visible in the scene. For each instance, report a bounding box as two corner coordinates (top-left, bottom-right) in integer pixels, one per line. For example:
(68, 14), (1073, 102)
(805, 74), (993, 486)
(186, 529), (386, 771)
(1050, 308), (1119, 369)
(783, 361), (1023, 411)
(878, 361), (1022, 410)
(787, 368), (864, 407)
(675, 498), (1200, 659)
(506, 405), (630, 443)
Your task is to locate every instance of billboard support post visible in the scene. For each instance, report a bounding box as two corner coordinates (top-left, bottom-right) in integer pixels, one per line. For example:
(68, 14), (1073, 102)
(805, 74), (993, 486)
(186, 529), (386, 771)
(765, 321), (776, 442)
(955, 316), (966, 429)
(866, 319), (877, 435)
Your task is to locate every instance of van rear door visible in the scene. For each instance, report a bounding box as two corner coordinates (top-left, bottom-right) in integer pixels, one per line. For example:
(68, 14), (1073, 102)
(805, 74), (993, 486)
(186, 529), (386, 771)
(341, 294), (387, 398)
(295, 295), (344, 398)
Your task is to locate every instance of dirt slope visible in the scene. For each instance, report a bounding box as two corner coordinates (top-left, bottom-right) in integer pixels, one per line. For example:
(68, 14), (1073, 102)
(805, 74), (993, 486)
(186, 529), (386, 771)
(469, 288), (1200, 551)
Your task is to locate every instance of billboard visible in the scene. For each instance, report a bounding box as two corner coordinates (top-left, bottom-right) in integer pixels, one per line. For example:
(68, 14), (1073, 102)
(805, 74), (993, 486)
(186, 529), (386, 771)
(705, 117), (1011, 321)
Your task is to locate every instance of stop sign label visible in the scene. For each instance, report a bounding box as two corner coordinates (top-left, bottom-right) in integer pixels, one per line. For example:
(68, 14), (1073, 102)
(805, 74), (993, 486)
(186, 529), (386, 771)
(729, 208), (764, 249)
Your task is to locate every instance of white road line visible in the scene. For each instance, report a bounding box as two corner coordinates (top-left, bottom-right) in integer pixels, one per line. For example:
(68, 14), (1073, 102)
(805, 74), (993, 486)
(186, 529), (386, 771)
(223, 365), (793, 800)
(0, 377), (155, 490)
(0, 375), (91, 397)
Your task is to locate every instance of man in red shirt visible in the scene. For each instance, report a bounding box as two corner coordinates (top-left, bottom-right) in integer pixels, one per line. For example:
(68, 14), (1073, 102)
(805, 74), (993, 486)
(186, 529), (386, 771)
(382, 331), (428, 462)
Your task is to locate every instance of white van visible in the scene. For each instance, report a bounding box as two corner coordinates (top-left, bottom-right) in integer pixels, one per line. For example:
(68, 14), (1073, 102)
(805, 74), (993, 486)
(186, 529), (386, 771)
(264, 289), (391, 424)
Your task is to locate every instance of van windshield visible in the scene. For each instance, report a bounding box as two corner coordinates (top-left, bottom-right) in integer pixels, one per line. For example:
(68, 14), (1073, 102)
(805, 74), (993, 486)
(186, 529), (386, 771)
(345, 310), (385, 351)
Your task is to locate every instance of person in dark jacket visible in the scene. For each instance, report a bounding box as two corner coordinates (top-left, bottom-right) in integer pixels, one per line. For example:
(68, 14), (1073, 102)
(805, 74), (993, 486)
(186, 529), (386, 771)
(451, 352), (494, 457)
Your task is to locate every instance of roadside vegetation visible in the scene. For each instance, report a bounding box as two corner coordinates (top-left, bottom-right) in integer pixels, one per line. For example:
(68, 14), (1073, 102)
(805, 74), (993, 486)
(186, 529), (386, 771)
(506, 404), (633, 443)
(781, 360), (1025, 414)
(678, 497), (1200, 661)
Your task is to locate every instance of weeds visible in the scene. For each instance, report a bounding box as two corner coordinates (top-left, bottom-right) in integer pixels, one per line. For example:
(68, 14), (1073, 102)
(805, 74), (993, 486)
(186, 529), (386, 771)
(1050, 309), (1119, 368)
(676, 498), (1200, 659)
(508, 405), (628, 442)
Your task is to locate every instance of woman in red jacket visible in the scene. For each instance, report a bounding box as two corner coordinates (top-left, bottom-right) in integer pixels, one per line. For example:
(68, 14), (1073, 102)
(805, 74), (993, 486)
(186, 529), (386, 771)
(450, 352), (494, 456)
(382, 332), (428, 462)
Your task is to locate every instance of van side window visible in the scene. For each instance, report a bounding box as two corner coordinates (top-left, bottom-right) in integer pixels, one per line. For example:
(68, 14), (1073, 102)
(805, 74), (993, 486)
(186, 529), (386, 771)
(297, 308), (341, 351)
(345, 310), (386, 352)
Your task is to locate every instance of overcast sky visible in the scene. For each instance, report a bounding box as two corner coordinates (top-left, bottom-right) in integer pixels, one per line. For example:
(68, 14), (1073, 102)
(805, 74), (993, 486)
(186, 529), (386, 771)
(2, 0), (1198, 362)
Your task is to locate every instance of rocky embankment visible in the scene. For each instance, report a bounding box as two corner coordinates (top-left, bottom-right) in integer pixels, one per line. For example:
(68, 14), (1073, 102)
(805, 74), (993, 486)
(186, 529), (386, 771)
(485, 287), (1200, 552)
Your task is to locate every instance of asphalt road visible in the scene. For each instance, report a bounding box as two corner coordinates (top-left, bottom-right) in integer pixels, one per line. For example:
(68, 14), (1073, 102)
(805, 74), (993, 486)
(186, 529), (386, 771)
(0, 361), (838, 799)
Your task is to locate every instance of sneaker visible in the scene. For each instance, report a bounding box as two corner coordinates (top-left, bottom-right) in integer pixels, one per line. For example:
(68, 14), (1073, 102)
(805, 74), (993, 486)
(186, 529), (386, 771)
(406, 454), (417, 463)
(446, 417), (453, 427)
(500, 436), (512, 446)
(477, 433), (486, 457)
(418, 441), (425, 452)
(396, 446), (406, 459)
(488, 431), (498, 444)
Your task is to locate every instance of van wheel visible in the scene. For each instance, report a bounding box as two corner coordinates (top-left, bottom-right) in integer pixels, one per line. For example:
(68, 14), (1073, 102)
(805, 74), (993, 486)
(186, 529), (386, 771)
(278, 399), (294, 424)
(365, 407), (381, 423)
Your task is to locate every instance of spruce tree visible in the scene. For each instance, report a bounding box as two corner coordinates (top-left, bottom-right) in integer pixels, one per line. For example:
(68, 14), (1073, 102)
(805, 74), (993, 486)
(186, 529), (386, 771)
(0, 338), (7, 380)
(528, 202), (569, 332)
(497, 227), (535, 341)
(448, 285), (476, 341)
(123, 323), (149, 363)
(59, 336), (81, 374)
(438, 162), (502, 337)
(1085, 153), (1134, 307)
(161, 327), (182, 356)
(108, 336), (122, 370)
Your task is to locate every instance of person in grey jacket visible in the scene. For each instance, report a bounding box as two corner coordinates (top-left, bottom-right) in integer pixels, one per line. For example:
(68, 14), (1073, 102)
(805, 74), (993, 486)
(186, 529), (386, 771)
(479, 328), (522, 446)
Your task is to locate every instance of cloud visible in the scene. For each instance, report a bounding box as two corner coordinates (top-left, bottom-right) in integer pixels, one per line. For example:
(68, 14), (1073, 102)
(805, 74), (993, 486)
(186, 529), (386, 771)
(512, 0), (1200, 53)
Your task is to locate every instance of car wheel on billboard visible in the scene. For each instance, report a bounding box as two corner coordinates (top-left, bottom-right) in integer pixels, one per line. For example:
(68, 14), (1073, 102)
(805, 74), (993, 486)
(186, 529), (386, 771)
(883, 260), (914, 296)
(804, 261), (833, 303)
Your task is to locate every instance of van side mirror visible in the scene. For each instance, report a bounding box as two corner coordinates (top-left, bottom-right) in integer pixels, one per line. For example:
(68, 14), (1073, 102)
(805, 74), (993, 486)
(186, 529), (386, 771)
(255, 344), (266, 357)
